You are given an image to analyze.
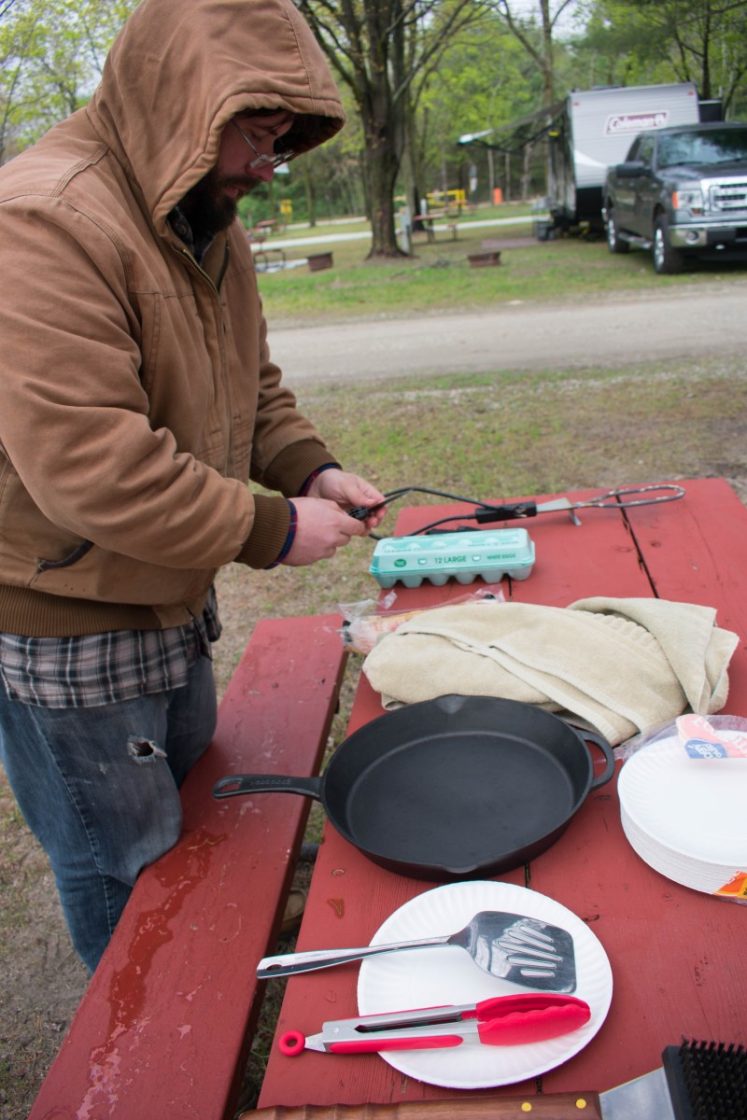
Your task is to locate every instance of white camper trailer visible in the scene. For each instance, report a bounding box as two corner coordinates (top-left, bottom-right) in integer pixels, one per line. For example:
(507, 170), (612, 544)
(542, 82), (703, 237)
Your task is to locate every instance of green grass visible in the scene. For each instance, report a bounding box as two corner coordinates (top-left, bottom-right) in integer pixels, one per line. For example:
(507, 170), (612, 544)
(297, 361), (742, 492)
(267, 201), (535, 241)
(253, 201), (747, 321)
(214, 353), (747, 696)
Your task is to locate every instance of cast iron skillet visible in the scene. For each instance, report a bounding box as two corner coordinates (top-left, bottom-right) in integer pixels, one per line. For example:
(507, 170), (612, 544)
(213, 694), (615, 880)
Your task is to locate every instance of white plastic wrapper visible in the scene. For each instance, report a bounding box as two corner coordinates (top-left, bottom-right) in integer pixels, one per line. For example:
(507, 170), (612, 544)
(338, 585), (506, 654)
(615, 712), (747, 762)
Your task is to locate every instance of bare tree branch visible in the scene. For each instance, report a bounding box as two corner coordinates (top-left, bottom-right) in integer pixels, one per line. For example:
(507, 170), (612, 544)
(549, 0), (576, 30)
(487, 1), (546, 70)
(393, 2), (489, 104)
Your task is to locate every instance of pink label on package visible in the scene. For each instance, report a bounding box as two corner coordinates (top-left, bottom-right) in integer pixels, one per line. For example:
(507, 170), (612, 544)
(676, 714), (747, 759)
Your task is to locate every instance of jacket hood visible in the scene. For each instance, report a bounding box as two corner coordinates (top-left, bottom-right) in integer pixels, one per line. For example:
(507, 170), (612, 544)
(86, 0), (344, 231)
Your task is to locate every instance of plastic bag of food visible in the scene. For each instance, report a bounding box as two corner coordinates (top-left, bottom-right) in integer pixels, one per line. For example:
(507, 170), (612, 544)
(338, 585), (505, 654)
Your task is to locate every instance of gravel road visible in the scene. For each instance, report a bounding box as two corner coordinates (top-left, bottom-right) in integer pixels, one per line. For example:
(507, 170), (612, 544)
(270, 279), (747, 382)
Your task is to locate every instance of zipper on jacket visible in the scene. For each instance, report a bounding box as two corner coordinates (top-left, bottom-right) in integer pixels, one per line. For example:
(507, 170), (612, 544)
(174, 245), (219, 295)
(216, 243), (234, 475)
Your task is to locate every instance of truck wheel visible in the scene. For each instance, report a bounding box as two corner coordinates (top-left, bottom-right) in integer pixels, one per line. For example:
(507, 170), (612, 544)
(606, 211), (629, 254)
(653, 215), (684, 274)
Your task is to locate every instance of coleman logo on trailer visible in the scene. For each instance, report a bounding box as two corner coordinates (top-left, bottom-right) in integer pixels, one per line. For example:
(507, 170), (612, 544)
(604, 110), (669, 135)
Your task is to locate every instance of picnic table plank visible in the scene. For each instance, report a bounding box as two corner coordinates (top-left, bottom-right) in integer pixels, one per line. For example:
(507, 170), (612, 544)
(29, 613), (346, 1120)
(534, 762), (747, 1096)
(624, 476), (747, 698)
(536, 478), (747, 1091)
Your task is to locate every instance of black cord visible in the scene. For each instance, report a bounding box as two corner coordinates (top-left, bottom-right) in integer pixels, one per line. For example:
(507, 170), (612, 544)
(417, 513), (488, 534)
(352, 483), (686, 539)
(350, 485), (502, 523)
(350, 486), (514, 540)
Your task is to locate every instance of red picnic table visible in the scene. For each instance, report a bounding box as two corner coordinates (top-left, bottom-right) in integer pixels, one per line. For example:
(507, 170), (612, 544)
(253, 477), (747, 1117)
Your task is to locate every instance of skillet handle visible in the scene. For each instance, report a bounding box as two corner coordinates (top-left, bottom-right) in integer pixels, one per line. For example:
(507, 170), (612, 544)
(212, 774), (323, 800)
(573, 729), (615, 789)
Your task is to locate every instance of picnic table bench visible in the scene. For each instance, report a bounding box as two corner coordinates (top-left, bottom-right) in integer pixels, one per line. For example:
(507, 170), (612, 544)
(253, 245), (287, 272)
(28, 612), (347, 1120)
(250, 218), (280, 240)
(413, 210), (458, 242)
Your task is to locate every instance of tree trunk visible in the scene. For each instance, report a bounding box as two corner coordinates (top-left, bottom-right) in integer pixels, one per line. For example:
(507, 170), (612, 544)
(521, 141), (533, 200)
(364, 125), (405, 257)
(295, 0), (482, 262)
(700, 5), (712, 100)
(360, 0), (407, 260)
(400, 94), (422, 242)
(302, 162), (317, 227)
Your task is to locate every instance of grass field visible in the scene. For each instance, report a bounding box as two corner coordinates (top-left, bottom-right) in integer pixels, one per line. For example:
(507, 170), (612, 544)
(213, 352), (747, 698)
(252, 201), (746, 322)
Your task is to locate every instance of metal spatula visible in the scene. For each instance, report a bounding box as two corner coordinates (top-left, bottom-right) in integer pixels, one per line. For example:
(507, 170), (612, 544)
(257, 910), (576, 991)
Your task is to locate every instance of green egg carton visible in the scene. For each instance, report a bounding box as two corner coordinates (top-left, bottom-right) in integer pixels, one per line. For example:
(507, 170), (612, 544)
(369, 529), (535, 589)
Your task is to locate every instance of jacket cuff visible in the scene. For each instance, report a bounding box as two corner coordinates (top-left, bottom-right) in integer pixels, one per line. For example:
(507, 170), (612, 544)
(264, 501), (298, 569)
(235, 494), (292, 569)
(299, 461), (342, 495)
(262, 440), (339, 496)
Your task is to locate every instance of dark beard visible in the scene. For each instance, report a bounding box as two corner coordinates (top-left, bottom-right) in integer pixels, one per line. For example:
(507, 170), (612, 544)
(179, 167), (256, 242)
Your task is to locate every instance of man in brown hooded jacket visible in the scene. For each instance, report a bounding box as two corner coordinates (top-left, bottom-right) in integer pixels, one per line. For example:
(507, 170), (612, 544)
(0, 0), (384, 971)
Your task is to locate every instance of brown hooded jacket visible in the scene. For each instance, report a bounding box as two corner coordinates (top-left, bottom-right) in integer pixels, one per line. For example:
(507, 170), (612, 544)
(0, 0), (344, 636)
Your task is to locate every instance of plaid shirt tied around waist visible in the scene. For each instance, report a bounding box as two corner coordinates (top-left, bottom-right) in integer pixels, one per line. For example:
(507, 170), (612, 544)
(0, 587), (221, 709)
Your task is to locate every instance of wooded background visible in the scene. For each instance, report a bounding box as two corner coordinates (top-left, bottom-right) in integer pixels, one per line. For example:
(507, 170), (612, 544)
(2, 0), (747, 254)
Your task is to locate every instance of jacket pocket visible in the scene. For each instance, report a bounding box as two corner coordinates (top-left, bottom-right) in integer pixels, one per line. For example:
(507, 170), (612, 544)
(36, 540), (94, 572)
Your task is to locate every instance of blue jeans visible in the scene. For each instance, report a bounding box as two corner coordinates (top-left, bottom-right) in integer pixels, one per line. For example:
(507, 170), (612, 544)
(0, 655), (216, 972)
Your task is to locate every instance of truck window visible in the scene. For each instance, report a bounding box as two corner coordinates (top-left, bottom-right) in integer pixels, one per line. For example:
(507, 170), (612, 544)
(636, 136), (655, 169)
(626, 137), (642, 162)
(658, 128), (747, 168)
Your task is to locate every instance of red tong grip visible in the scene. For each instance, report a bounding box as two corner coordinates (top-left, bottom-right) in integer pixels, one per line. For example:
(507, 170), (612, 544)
(472, 994), (591, 1046)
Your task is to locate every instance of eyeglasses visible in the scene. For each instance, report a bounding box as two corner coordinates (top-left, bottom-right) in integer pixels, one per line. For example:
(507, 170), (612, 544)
(232, 119), (293, 171)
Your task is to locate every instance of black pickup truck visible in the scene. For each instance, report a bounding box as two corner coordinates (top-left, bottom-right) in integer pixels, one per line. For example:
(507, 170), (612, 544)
(602, 122), (747, 273)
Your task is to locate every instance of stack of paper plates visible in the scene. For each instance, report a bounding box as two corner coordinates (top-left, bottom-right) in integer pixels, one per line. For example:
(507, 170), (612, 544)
(618, 729), (747, 897)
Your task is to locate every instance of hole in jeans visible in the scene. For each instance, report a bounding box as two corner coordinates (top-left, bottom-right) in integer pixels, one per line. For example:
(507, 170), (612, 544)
(127, 736), (167, 762)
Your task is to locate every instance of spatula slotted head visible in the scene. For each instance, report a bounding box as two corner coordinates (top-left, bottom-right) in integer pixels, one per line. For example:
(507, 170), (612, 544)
(468, 911), (577, 992)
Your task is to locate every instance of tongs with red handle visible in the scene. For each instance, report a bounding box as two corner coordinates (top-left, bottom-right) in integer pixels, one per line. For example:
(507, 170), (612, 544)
(279, 992), (591, 1055)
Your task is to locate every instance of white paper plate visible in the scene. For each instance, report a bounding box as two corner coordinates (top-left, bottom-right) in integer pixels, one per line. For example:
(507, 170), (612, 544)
(618, 732), (747, 892)
(357, 881), (612, 1090)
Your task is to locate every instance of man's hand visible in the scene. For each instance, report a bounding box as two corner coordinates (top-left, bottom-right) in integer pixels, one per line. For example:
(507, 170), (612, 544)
(304, 469), (386, 529)
(281, 497), (365, 566)
(282, 470), (386, 567)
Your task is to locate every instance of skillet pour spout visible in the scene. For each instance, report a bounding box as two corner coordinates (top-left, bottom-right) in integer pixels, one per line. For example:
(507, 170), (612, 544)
(213, 695), (615, 880)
